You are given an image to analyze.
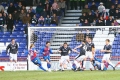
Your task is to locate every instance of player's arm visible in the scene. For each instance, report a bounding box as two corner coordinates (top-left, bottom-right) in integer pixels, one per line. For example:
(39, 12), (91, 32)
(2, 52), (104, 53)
(72, 49), (80, 54)
(49, 48), (53, 54)
(92, 43), (95, 54)
(6, 44), (10, 54)
(16, 43), (18, 53)
(40, 47), (45, 54)
(74, 44), (82, 50)
(56, 47), (62, 53)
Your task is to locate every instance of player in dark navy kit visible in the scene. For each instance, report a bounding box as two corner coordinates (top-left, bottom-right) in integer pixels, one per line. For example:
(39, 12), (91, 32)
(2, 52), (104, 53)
(40, 41), (53, 72)
(85, 37), (95, 70)
(29, 44), (46, 71)
(72, 40), (86, 71)
(6, 38), (18, 71)
(57, 42), (79, 71)
(100, 39), (115, 70)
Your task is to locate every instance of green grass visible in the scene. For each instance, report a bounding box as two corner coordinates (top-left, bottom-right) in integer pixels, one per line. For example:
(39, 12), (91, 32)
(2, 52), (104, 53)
(0, 70), (120, 80)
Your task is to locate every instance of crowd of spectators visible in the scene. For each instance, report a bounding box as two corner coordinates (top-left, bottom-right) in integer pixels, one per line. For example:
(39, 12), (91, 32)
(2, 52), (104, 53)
(0, 0), (66, 33)
(79, 0), (120, 27)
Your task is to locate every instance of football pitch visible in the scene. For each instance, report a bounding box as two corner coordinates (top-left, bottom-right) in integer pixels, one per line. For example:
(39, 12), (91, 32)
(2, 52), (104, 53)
(0, 70), (120, 80)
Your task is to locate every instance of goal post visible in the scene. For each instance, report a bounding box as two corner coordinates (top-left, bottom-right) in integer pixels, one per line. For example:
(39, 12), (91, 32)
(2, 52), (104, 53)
(27, 26), (120, 70)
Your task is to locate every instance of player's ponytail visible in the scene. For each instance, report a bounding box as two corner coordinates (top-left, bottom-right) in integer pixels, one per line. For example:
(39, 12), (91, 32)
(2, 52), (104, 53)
(30, 44), (34, 49)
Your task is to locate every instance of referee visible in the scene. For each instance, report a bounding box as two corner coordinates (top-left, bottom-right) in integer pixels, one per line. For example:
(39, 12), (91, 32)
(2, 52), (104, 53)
(6, 38), (18, 71)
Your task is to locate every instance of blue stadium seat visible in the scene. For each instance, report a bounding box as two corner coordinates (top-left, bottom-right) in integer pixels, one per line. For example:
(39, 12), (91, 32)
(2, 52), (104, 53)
(50, 24), (57, 27)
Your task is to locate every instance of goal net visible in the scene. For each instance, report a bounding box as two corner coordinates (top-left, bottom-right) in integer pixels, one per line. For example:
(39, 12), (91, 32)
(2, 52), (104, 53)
(28, 26), (120, 70)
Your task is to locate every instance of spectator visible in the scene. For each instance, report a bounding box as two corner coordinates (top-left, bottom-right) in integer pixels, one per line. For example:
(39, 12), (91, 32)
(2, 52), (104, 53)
(94, 9), (99, 19)
(82, 19), (90, 26)
(44, 0), (50, 6)
(114, 0), (119, 8)
(38, 16), (44, 25)
(22, 13), (31, 24)
(52, 0), (58, 14)
(96, 19), (104, 26)
(45, 3), (51, 15)
(87, 12), (94, 23)
(84, 30), (91, 39)
(12, 9), (19, 22)
(0, 13), (5, 32)
(98, 2), (105, 16)
(51, 13), (58, 25)
(19, 9), (26, 20)
(3, 13), (7, 24)
(117, 4), (120, 12)
(114, 19), (119, 26)
(0, 9), (5, 16)
(0, 3), (4, 11)
(82, 4), (91, 15)
(91, 19), (96, 26)
(56, 5), (61, 16)
(7, 2), (16, 14)
(90, 2), (97, 12)
(106, 0), (113, 9)
(36, 2), (44, 14)
(58, 0), (65, 16)
(50, 7), (53, 17)
(41, 9), (47, 18)
(106, 16), (114, 26)
(76, 31), (84, 42)
(30, 6), (36, 13)
(102, 9), (109, 20)
(79, 13), (87, 23)
(24, 23), (30, 35)
(16, 2), (22, 12)
(21, 6), (27, 13)
(114, 9), (120, 19)
(27, 9), (35, 18)
(99, 16), (105, 25)
(109, 5), (116, 16)
(45, 15), (51, 25)
(6, 14), (14, 34)
(30, 15), (38, 25)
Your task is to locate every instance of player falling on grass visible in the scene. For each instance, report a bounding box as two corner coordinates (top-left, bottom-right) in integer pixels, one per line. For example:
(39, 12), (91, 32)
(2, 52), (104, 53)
(40, 41), (53, 72)
(84, 37), (95, 71)
(29, 44), (46, 71)
(57, 42), (79, 71)
(100, 39), (115, 70)
(72, 40), (87, 71)
(6, 38), (18, 71)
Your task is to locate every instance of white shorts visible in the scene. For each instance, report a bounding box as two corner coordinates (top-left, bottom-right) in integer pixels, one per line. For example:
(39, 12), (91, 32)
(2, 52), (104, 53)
(75, 55), (86, 62)
(102, 54), (110, 61)
(9, 53), (17, 61)
(86, 51), (93, 58)
(60, 56), (69, 63)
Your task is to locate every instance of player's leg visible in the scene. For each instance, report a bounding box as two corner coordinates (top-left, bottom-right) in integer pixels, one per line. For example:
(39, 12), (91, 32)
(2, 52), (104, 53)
(59, 56), (65, 71)
(9, 53), (14, 71)
(115, 62), (120, 67)
(32, 57), (46, 71)
(36, 57), (47, 71)
(101, 54), (107, 70)
(66, 56), (72, 69)
(88, 52), (94, 71)
(13, 54), (17, 71)
(106, 54), (115, 70)
(43, 56), (51, 70)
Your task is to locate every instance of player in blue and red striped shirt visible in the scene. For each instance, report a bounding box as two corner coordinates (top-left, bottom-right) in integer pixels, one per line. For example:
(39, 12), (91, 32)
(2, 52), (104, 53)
(29, 44), (46, 71)
(40, 41), (53, 72)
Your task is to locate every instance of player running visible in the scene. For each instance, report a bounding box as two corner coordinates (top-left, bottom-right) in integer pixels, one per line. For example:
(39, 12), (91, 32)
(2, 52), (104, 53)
(40, 41), (53, 72)
(29, 44), (46, 71)
(72, 40), (87, 71)
(57, 42), (79, 71)
(6, 38), (18, 71)
(100, 39), (115, 70)
(85, 37), (95, 70)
